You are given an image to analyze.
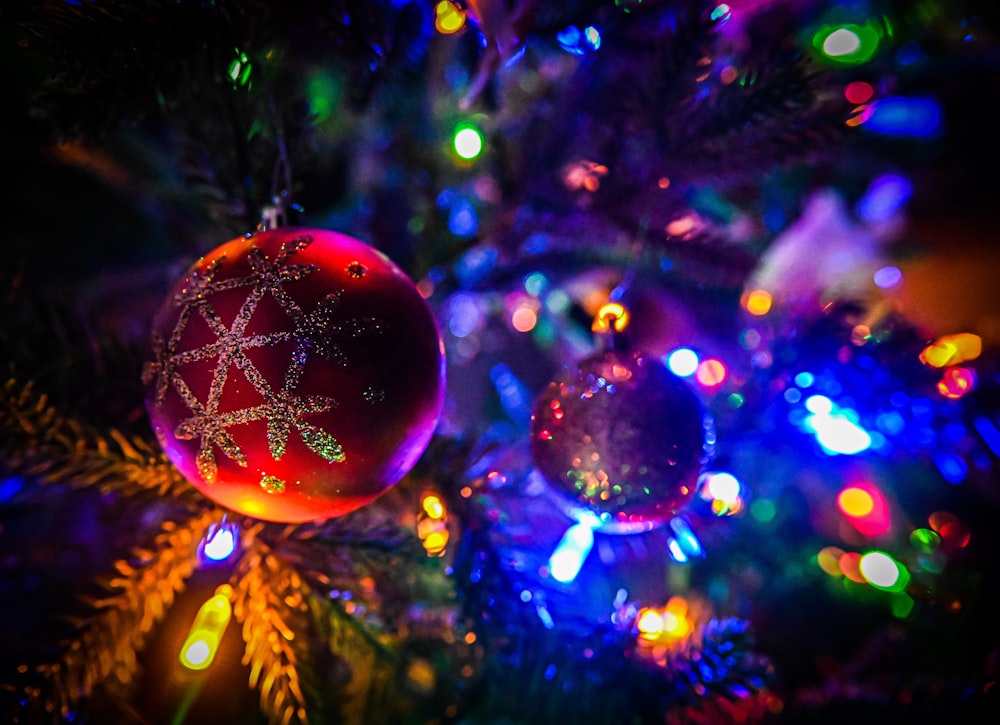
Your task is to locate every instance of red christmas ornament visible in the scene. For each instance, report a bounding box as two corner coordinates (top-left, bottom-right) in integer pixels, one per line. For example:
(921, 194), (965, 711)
(530, 349), (711, 530)
(143, 228), (446, 523)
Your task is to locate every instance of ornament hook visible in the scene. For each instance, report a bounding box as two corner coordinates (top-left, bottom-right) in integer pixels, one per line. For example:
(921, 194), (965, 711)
(592, 302), (631, 351)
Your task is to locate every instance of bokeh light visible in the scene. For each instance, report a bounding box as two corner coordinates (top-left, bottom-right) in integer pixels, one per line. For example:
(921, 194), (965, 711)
(837, 486), (874, 518)
(938, 367), (976, 399)
(548, 522), (596, 583)
(862, 97), (943, 138)
(511, 305), (538, 333)
(435, 1), (467, 34)
(920, 333), (982, 368)
(422, 493), (446, 520)
(837, 482), (890, 537)
(666, 348), (699, 377)
(814, 23), (881, 65)
(817, 546), (846, 576)
(636, 607), (664, 640)
(453, 124), (484, 159)
(929, 511), (971, 549)
(844, 80), (874, 104)
(695, 359), (727, 387)
(859, 551), (910, 592)
(910, 528), (940, 553)
(742, 289), (773, 316)
(872, 266), (903, 289)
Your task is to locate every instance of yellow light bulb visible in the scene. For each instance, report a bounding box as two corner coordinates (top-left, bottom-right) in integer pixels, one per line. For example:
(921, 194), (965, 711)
(179, 586), (233, 671)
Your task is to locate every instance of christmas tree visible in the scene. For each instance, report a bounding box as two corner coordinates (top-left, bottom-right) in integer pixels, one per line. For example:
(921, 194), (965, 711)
(2, 1), (999, 723)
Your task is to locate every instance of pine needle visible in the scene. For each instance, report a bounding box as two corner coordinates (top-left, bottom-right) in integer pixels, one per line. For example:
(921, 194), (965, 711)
(231, 531), (317, 725)
(0, 378), (199, 504)
(33, 509), (222, 720)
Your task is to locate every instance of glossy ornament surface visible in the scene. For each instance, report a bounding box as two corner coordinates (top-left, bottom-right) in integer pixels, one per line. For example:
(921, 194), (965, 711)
(530, 350), (711, 530)
(143, 228), (445, 523)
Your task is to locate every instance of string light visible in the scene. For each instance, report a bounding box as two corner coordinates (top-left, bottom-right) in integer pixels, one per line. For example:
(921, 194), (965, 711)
(548, 521), (597, 584)
(419, 492), (450, 557)
(434, 1), (467, 34)
(920, 333), (982, 368)
(453, 124), (484, 160)
(200, 521), (238, 563)
(179, 585), (233, 671)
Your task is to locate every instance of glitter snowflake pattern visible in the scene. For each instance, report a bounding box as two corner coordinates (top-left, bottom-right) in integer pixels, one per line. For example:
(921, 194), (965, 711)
(143, 237), (383, 486)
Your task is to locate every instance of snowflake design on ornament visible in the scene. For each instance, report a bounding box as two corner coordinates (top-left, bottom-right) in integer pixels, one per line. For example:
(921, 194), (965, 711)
(142, 237), (384, 485)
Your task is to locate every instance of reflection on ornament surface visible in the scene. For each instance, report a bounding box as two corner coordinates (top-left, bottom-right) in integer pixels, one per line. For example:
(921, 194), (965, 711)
(531, 349), (713, 530)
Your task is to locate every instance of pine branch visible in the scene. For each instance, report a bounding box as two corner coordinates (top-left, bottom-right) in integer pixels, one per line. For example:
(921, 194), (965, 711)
(28, 509), (221, 721)
(231, 530), (320, 725)
(0, 378), (200, 504)
(672, 54), (851, 182)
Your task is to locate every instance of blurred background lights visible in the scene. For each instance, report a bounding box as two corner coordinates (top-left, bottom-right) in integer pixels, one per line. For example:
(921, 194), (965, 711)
(422, 493), (446, 520)
(667, 517), (703, 561)
(920, 333), (982, 368)
(844, 80), (873, 104)
(814, 22), (881, 64)
(695, 358), (727, 387)
(974, 416), (1000, 457)
(635, 596), (692, 644)
(418, 493), (450, 557)
(872, 266), (902, 289)
(838, 551), (867, 583)
(448, 197), (479, 236)
(929, 510), (971, 549)
(556, 25), (602, 55)
(824, 28), (861, 56)
(837, 482), (890, 536)
(446, 292), (484, 338)
(434, 0), (467, 34)
(510, 306), (537, 333)
(700, 472), (743, 515)
(817, 545), (845, 577)
(710, 4), (731, 23)
(910, 527), (940, 553)
(805, 394), (834, 415)
(938, 367), (976, 399)
(934, 452), (968, 483)
(859, 551), (910, 592)
(636, 607), (664, 640)
(743, 289), (773, 316)
(858, 174), (912, 222)
(838, 486), (874, 517)
(794, 372), (815, 388)
(862, 97), (943, 138)
(799, 395), (872, 455)
(704, 472), (740, 503)
(810, 414), (872, 455)
(453, 124), (484, 159)
(666, 348), (699, 377)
